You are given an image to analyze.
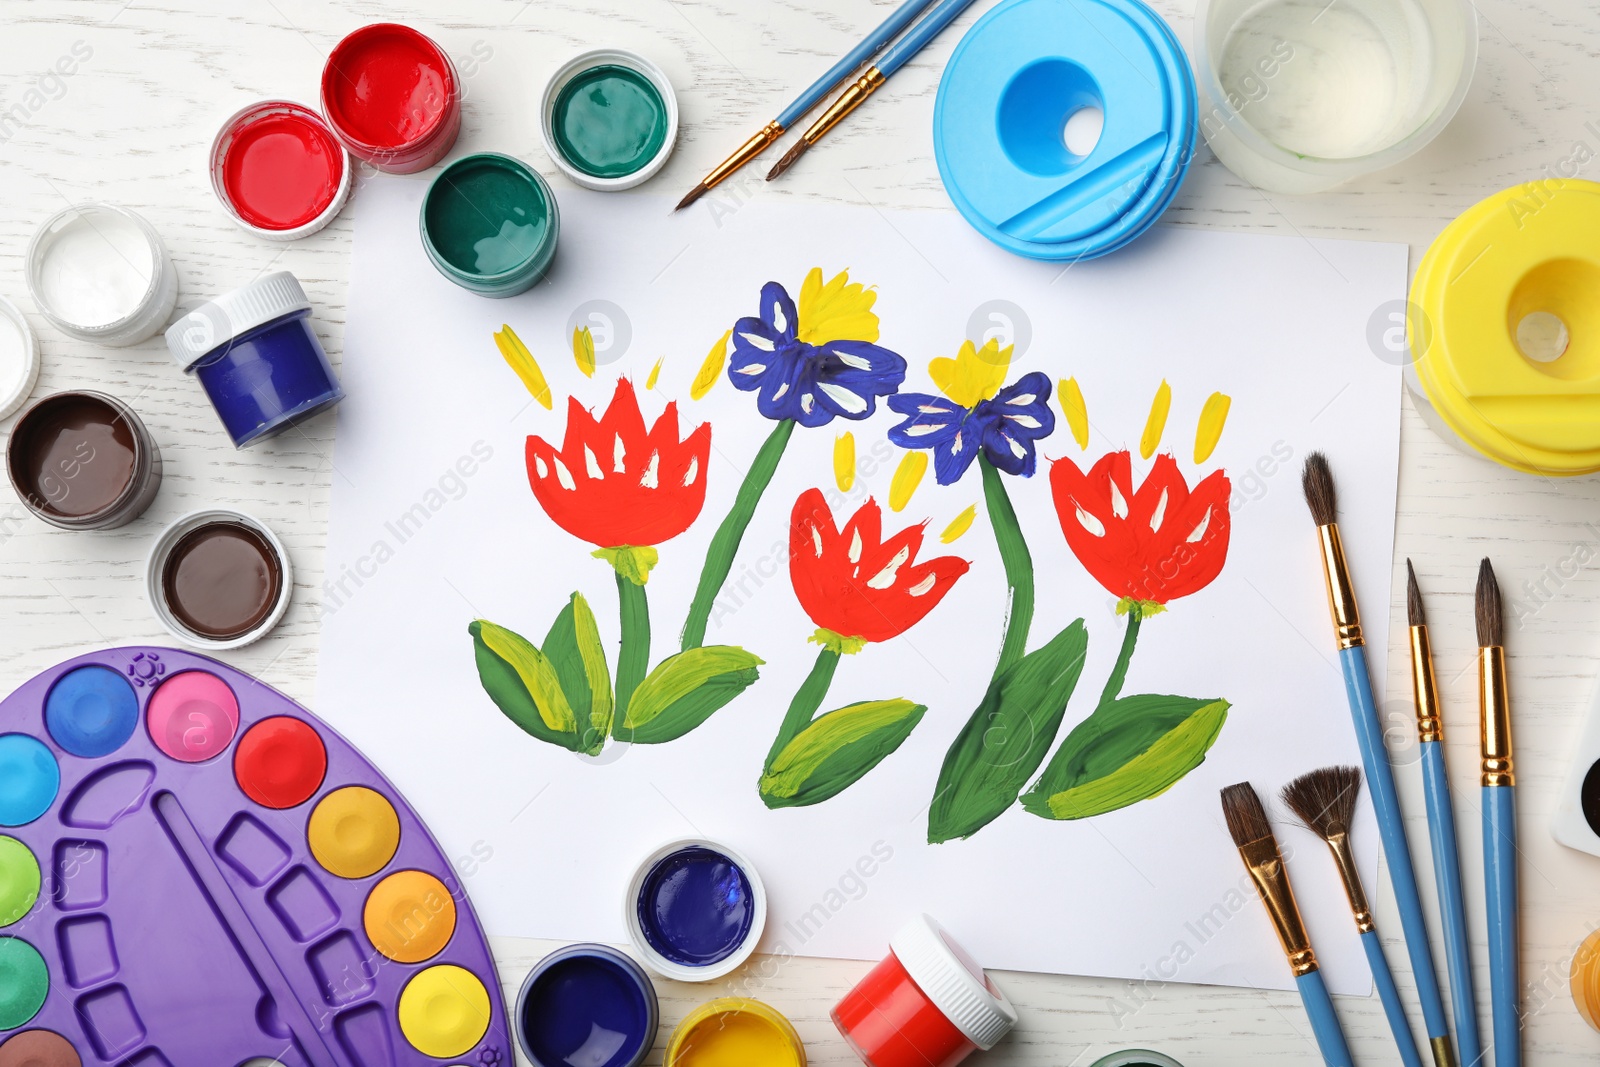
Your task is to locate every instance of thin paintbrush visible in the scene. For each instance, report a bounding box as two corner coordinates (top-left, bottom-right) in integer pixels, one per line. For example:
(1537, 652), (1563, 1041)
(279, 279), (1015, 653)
(1301, 453), (1456, 1067)
(1409, 561), (1483, 1067)
(1282, 766), (1424, 1067)
(1477, 559), (1520, 1067)
(1221, 782), (1354, 1067)
(675, 0), (939, 210)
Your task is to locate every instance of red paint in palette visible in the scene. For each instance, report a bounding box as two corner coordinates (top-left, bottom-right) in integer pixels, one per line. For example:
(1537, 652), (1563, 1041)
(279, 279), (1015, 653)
(211, 101), (350, 239)
(321, 23), (461, 173)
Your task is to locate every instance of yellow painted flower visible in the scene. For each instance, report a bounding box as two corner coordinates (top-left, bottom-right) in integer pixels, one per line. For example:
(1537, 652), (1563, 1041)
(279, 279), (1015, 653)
(797, 267), (880, 344)
(929, 338), (1012, 410)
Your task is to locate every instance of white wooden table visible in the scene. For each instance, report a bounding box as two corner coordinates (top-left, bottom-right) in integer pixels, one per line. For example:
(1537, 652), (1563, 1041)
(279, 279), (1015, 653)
(3, 0), (1598, 1063)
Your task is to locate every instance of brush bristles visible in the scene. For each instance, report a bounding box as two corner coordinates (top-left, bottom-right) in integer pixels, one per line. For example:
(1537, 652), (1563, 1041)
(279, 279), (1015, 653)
(1406, 559), (1426, 628)
(767, 139), (809, 180)
(1301, 452), (1337, 526)
(674, 183), (709, 211)
(1476, 557), (1502, 647)
(1221, 782), (1273, 847)
(1280, 766), (1362, 840)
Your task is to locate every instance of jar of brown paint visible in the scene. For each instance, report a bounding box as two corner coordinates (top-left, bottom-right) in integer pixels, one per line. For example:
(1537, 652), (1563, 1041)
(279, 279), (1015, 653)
(5, 390), (162, 530)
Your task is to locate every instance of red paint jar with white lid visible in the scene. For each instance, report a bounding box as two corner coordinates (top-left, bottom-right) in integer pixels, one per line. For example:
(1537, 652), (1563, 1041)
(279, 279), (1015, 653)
(320, 23), (461, 174)
(833, 915), (1017, 1067)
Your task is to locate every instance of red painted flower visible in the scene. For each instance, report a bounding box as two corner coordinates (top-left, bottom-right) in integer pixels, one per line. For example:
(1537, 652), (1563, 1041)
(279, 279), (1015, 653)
(526, 378), (712, 548)
(1050, 451), (1231, 605)
(789, 488), (968, 645)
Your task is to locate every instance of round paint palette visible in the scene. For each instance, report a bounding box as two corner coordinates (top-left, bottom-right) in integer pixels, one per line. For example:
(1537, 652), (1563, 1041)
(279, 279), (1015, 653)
(0, 646), (512, 1066)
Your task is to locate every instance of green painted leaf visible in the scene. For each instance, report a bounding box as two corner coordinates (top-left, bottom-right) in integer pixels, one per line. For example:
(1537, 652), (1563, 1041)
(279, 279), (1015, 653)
(469, 619), (583, 751)
(927, 620), (1089, 843)
(760, 699), (925, 809)
(1020, 695), (1230, 820)
(540, 593), (613, 755)
(618, 645), (764, 744)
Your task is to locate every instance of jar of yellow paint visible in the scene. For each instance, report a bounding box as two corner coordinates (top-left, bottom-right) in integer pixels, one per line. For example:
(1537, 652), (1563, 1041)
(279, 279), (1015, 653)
(665, 997), (807, 1067)
(1408, 179), (1600, 475)
(1571, 928), (1600, 1030)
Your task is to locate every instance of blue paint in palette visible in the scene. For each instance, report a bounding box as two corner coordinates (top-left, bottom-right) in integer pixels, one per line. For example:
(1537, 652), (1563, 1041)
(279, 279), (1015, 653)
(0, 735), (58, 827)
(45, 665), (139, 757)
(637, 845), (755, 966)
(516, 943), (657, 1067)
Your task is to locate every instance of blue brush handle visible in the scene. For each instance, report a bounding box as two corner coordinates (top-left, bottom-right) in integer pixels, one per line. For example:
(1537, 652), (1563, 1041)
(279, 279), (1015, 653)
(1296, 968), (1356, 1067)
(1423, 740), (1482, 1067)
(876, 0), (980, 77)
(1362, 928), (1425, 1067)
(1341, 646), (1451, 1045)
(1485, 785), (1520, 1067)
(776, 0), (938, 127)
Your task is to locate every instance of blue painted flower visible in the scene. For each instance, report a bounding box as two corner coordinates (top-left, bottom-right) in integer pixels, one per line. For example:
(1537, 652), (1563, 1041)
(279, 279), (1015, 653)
(887, 339), (1055, 484)
(727, 270), (906, 428)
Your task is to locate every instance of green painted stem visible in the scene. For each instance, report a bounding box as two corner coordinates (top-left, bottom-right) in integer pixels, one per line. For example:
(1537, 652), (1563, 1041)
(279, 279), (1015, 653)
(765, 647), (839, 771)
(981, 455), (1034, 680)
(615, 572), (650, 723)
(1097, 604), (1143, 709)
(680, 418), (796, 651)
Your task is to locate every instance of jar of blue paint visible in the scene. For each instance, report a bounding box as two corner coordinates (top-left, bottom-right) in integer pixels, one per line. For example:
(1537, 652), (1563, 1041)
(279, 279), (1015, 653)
(164, 271), (344, 448)
(516, 943), (658, 1067)
(625, 837), (768, 982)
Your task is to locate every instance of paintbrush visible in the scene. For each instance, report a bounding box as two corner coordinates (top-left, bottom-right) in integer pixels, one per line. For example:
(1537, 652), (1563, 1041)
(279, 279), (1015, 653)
(1409, 561), (1484, 1067)
(1301, 452), (1456, 1067)
(1282, 766), (1424, 1067)
(766, 0), (979, 180)
(1221, 781), (1354, 1067)
(674, 0), (939, 210)
(1477, 558), (1520, 1067)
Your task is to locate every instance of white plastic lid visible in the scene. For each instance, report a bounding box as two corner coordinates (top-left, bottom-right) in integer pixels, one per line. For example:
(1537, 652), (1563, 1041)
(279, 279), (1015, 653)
(165, 271), (311, 370)
(0, 295), (39, 421)
(889, 915), (1018, 1050)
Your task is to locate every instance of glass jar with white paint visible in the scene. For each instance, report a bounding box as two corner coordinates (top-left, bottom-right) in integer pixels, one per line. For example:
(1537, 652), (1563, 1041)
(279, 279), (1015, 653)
(25, 203), (178, 347)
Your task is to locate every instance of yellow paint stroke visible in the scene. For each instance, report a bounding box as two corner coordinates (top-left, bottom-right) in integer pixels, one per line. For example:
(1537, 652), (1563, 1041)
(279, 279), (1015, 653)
(798, 267), (879, 344)
(833, 432), (856, 493)
(645, 357), (663, 391)
(1194, 391), (1232, 464)
(573, 326), (596, 378)
(1140, 379), (1171, 459)
(1056, 377), (1089, 449)
(940, 504), (977, 543)
(493, 325), (552, 410)
(929, 338), (1011, 409)
(889, 451), (927, 512)
(691, 330), (731, 400)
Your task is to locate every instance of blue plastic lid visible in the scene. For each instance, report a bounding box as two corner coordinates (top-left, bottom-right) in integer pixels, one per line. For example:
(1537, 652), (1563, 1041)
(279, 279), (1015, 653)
(934, 0), (1196, 261)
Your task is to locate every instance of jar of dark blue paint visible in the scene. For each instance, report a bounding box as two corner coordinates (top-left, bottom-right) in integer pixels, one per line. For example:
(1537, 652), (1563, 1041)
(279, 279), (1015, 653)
(165, 271), (344, 448)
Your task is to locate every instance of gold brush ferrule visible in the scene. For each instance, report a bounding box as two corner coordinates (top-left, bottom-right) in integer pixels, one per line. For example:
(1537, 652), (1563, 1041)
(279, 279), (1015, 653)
(800, 67), (886, 145)
(1324, 831), (1374, 933)
(1480, 645), (1514, 787)
(1410, 625), (1444, 743)
(1430, 1034), (1458, 1067)
(1239, 838), (1317, 976)
(1316, 524), (1364, 649)
(703, 120), (786, 189)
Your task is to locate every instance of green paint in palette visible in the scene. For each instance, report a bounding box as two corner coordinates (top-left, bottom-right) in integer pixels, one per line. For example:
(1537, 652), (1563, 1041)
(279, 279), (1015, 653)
(420, 152), (559, 298)
(552, 65), (669, 179)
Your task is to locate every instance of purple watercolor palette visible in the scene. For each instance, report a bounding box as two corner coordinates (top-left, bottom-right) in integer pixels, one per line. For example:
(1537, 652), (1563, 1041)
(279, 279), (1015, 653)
(0, 647), (511, 1067)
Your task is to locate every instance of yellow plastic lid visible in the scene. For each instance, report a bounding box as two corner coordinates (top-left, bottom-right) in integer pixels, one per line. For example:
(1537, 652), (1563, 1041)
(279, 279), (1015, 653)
(1411, 178), (1600, 474)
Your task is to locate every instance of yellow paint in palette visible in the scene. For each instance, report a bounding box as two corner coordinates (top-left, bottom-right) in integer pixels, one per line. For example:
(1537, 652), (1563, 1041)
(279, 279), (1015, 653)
(666, 997), (807, 1067)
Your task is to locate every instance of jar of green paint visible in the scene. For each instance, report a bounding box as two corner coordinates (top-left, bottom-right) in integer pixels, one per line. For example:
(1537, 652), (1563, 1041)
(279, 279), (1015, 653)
(420, 152), (560, 298)
(540, 49), (679, 191)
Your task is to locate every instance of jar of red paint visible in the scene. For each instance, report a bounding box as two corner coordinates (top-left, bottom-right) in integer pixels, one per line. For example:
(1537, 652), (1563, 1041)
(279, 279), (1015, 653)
(321, 23), (461, 174)
(833, 915), (1017, 1067)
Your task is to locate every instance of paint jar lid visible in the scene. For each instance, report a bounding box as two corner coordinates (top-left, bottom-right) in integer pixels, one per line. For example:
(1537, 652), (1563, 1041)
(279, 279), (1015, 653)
(210, 100), (352, 241)
(889, 915), (1017, 1050)
(144, 509), (293, 650)
(932, 0), (1195, 261)
(539, 49), (679, 192)
(165, 271), (312, 370)
(624, 836), (767, 982)
(0, 295), (39, 421)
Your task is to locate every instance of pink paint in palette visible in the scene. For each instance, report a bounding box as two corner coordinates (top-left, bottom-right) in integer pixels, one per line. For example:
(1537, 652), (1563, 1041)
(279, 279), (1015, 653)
(0, 647), (511, 1066)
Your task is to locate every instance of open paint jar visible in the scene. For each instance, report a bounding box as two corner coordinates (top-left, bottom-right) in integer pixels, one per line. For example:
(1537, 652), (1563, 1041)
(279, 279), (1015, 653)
(1572, 929), (1600, 1031)
(146, 509), (292, 649)
(1193, 0), (1477, 193)
(833, 915), (1017, 1067)
(0, 294), (39, 421)
(210, 100), (351, 239)
(421, 153), (560, 298)
(1090, 1053), (1186, 1067)
(26, 203), (178, 346)
(665, 997), (806, 1067)
(541, 49), (679, 191)
(164, 271), (344, 448)
(5, 391), (162, 530)
(1408, 179), (1600, 474)
(625, 837), (767, 982)
(321, 22), (461, 174)
(515, 943), (658, 1067)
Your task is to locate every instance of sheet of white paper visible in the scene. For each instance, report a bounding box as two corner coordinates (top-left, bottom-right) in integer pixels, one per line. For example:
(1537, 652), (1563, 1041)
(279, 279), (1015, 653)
(319, 178), (1405, 994)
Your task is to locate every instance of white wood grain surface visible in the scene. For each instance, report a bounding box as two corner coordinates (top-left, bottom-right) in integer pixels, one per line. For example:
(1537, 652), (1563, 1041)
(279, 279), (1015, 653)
(3, 0), (1599, 1063)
